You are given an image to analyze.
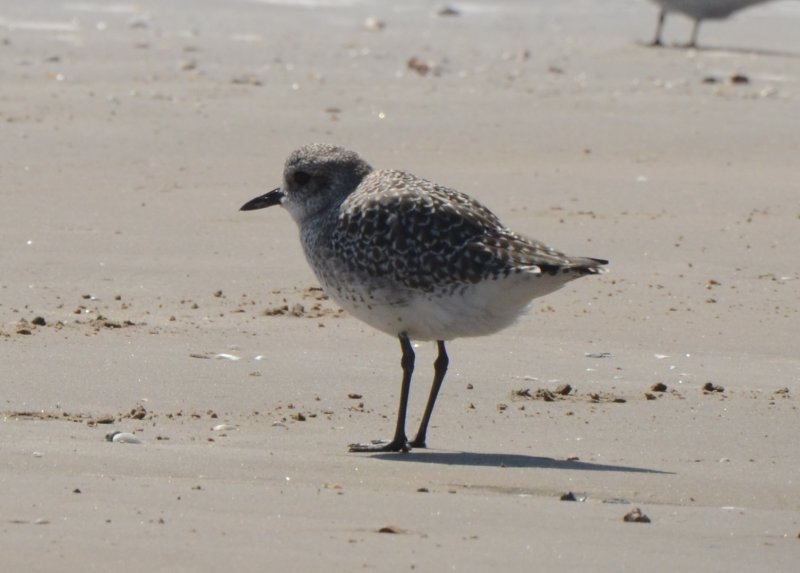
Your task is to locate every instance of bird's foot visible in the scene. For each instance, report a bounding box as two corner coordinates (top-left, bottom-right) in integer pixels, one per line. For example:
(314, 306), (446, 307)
(408, 438), (427, 449)
(348, 439), (410, 453)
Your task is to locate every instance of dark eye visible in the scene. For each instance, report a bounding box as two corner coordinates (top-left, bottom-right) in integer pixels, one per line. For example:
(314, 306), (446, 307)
(294, 171), (311, 185)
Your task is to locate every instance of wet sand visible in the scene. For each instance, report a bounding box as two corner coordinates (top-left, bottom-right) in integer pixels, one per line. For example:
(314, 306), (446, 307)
(2, 0), (799, 570)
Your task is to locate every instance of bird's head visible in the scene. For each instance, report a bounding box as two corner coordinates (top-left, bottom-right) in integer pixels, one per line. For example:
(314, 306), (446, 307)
(240, 143), (373, 225)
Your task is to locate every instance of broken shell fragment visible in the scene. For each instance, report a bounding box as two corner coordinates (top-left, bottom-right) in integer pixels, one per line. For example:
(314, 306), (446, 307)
(105, 431), (143, 444)
(212, 423), (237, 432)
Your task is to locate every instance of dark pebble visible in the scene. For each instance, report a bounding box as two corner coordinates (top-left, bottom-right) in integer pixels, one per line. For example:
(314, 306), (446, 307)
(623, 508), (651, 523)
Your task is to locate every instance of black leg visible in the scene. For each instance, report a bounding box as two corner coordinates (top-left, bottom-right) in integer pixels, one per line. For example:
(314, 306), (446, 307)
(409, 340), (449, 449)
(650, 9), (666, 46)
(688, 19), (700, 48)
(348, 333), (414, 453)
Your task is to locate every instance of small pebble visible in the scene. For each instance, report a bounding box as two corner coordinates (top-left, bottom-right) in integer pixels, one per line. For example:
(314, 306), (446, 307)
(378, 525), (406, 534)
(437, 5), (460, 16)
(128, 405), (147, 420)
(407, 57), (431, 76)
(585, 352), (611, 358)
(555, 384), (572, 396)
(363, 16), (386, 31)
(730, 73), (749, 85)
(623, 508), (651, 523)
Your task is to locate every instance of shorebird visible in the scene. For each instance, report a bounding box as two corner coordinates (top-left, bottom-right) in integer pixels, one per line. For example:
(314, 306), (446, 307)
(241, 144), (608, 452)
(648, 0), (775, 47)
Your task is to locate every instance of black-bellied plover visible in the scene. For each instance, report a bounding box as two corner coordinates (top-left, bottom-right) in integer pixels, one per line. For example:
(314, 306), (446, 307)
(241, 144), (608, 452)
(648, 0), (774, 47)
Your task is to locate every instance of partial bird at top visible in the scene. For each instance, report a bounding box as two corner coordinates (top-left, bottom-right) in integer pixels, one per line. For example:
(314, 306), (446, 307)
(648, 0), (776, 47)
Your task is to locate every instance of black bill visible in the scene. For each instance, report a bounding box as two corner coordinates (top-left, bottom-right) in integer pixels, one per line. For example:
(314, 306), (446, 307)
(240, 188), (285, 211)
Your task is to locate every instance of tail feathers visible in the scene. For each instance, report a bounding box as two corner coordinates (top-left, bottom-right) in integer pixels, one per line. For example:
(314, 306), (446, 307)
(580, 257), (609, 274)
(539, 256), (608, 278)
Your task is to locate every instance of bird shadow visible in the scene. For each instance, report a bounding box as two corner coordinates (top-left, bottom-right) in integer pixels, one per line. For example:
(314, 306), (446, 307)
(695, 45), (800, 58)
(635, 40), (800, 58)
(369, 450), (672, 474)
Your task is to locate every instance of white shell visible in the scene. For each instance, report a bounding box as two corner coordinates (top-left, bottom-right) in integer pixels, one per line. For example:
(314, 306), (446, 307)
(106, 431), (143, 444)
(212, 423), (237, 432)
(214, 353), (241, 361)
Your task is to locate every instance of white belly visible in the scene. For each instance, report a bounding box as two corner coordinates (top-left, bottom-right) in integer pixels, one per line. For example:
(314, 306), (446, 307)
(322, 271), (569, 342)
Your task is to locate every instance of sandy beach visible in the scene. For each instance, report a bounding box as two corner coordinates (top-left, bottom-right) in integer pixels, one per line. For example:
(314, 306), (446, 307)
(2, 0), (799, 570)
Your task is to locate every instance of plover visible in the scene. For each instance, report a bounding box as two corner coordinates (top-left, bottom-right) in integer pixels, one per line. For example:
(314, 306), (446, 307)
(648, 0), (775, 47)
(241, 144), (608, 452)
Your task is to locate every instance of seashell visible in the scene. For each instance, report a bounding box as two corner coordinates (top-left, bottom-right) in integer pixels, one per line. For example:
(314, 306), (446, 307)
(105, 431), (143, 444)
(214, 353), (241, 361)
(212, 423), (237, 432)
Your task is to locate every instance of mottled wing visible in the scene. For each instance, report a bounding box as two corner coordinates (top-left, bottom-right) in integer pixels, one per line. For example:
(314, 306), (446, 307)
(479, 227), (607, 276)
(333, 170), (605, 292)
